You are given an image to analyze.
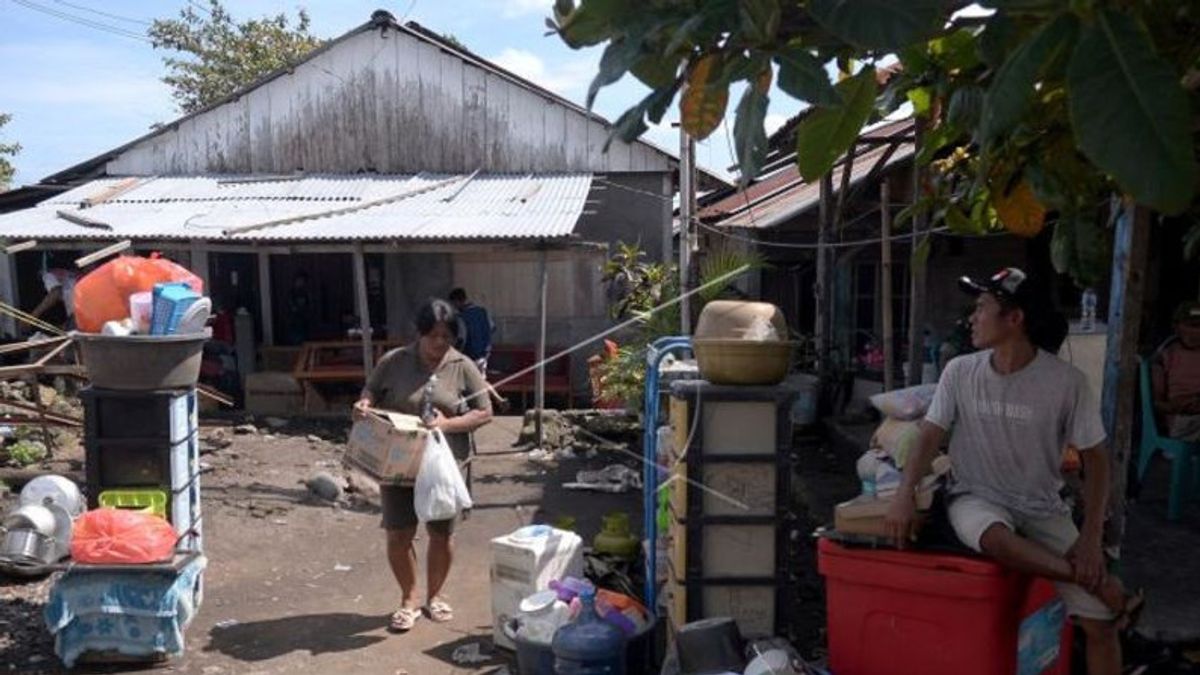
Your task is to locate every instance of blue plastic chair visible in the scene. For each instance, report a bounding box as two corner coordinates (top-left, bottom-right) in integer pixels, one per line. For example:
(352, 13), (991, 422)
(1136, 357), (1200, 521)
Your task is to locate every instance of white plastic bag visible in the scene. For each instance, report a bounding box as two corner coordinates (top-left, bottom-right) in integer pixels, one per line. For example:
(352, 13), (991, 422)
(414, 429), (472, 523)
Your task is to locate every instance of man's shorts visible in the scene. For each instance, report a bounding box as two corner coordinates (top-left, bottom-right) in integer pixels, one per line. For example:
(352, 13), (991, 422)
(379, 484), (455, 535)
(948, 493), (1115, 621)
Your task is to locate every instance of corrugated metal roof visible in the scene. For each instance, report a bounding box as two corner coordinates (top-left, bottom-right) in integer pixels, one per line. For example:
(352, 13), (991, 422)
(0, 173), (593, 242)
(701, 139), (914, 230)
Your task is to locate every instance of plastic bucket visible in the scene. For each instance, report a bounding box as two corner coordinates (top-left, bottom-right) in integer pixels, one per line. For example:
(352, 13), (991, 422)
(505, 615), (657, 674)
(74, 330), (210, 390)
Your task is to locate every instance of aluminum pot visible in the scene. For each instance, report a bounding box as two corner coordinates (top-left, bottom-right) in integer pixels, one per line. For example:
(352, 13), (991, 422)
(3, 504), (58, 537)
(1, 528), (55, 565)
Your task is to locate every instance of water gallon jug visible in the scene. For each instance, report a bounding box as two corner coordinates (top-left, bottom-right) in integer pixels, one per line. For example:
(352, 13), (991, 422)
(552, 588), (627, 674)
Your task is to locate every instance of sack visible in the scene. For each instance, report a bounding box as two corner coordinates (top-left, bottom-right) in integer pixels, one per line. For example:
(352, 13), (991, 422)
(870, 418), (923, 467)
(70, 508), (178, 564)
(74, 255), (203, 333)
(869, 384), (937, 421)
(413, 430), (472, 523)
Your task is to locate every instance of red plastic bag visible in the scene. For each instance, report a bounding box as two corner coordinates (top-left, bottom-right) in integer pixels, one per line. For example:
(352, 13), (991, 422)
(70, 508), (178, 564)
(73, 254), (203, 333)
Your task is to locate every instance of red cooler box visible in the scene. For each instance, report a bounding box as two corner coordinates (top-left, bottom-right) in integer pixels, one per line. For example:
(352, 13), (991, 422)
(818, 539), (1072, 675)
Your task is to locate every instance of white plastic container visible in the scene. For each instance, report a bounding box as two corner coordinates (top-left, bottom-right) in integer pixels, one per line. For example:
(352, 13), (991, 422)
(490, 525), (583, 651)
(129, 292), (153, 334)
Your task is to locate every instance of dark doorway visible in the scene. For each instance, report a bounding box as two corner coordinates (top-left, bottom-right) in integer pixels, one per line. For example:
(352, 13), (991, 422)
(270, 252), (355, 345)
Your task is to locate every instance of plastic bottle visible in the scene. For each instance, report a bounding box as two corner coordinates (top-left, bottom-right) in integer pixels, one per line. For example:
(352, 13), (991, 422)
(1081, 288), (1097, 333)
(552, 588), (627, 674)
(421, 375), (438, 424)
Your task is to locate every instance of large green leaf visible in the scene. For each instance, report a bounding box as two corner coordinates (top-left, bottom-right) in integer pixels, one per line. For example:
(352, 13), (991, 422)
(947, 85), (983, 131)
(808, 0), (945, 51)
(1067, 10), (1196, 214)
(978, 12), (1017, 68)
(733, 81), (771, 185)
(794, 67), (876, 180)
(980, 12), (1078, 142)
(928, 28), (979, 72)
(738, 0), (780, 44)
(587, 37), (641, 109)
(556, 0), (630, 48)
(681, 55), (730, 139)
(631, 53), (679, 89)
(1050, 212), (1109, 287)
(774, 46), (840, 106)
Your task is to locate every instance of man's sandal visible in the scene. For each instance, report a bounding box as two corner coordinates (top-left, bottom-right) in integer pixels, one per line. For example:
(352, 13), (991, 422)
(1114, 590), (1146, 633)
(389, 606), (422, 632)
(426, 598), (454, 623)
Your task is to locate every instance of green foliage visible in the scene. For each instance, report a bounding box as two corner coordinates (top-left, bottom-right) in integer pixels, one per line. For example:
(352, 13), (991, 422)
(149, 0), (325, 114)
(6, 439), (48, 467)
(555, 0), (1200, 283)
(0, 112), (20, 190)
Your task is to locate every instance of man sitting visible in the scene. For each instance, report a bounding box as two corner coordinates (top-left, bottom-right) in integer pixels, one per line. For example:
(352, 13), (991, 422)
(1152, 300), (1200, 441)
(886, 268), (1140, 675)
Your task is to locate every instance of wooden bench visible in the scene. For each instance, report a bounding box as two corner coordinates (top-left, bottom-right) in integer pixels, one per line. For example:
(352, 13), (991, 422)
(293, 340), (403, 412)
(488, 344), (573, 409)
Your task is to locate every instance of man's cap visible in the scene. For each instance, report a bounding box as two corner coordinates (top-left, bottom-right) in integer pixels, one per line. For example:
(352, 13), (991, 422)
(1175, 300), (1200, 323)
(958, 267), (1041, 310)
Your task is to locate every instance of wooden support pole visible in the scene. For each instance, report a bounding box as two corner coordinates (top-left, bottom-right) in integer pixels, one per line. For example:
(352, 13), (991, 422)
(257, 251), (274, 347)
(815, 173), (834, 375)
(881, 179), (895, 392)
(906, 121), (929, 386)
(352, 243), (375, 378)
(1100, 203), (1150, 556)
(188, 240), (210, 289)
(535, 246), (549, 448)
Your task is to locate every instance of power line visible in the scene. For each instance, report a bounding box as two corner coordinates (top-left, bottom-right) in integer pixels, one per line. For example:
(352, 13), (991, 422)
(50, 0), (152, 26)
(10, 0), (153, 42)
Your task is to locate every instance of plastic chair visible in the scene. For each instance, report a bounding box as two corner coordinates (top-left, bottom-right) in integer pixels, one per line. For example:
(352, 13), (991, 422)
(1136, 357), (1200, 521)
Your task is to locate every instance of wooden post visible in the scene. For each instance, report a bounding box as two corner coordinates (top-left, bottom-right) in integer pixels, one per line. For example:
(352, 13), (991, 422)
(906, 121), (929, 386)
(189, 240), (210, 289)
(679, 130), (695, 334)
(257, 251), (274, 346)
(1100, 203), (1150, 557)
(881, 179), (895, 392)
(352, 243), (374, 378)
(815, 173), (834, 375)
(535, 246), (549, 448)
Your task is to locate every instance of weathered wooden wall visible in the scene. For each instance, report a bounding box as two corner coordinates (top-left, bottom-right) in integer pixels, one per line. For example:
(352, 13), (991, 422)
(106, 24), (674, 176)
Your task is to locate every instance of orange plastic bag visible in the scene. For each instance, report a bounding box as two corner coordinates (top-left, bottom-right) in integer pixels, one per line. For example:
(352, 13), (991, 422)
(73, 254), (203, 333)
(70, 508), (178, 564)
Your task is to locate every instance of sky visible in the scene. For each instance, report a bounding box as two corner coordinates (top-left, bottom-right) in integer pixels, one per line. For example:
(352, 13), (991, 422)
(0, 0), (808, 186)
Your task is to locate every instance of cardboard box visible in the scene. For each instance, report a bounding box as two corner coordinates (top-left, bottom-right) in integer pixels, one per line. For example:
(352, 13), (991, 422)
(344, 411), (427, 483)
(834, 484), (935, 539)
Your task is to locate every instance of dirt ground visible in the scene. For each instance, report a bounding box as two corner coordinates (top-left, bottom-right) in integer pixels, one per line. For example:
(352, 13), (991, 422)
(1, 415), (646, 674)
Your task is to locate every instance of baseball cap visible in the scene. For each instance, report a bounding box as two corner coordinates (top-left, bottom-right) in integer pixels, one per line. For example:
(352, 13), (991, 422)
(958, 267), (1044, 313)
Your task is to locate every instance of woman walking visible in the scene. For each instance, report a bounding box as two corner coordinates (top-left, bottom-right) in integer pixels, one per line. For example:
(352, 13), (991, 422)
(353, 299), (493, 632)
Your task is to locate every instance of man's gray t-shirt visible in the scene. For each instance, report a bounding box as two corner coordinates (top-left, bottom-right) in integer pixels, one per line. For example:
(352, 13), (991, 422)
(925, 349), (1106, 516)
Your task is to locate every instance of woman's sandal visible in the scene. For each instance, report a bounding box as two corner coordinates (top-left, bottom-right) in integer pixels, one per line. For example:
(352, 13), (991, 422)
(426, 598), (454, 623)
(389, 606), (422, 633)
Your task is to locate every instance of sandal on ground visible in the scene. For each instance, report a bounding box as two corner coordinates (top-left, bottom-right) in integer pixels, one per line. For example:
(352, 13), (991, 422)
(388, 606), (422, 632)
(425, 598), (454, 623)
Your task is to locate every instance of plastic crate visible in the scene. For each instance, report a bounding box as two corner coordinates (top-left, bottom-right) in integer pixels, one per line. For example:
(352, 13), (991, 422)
(98, 488), (168, 519)
(818, 539), (1071, 675)
(150, 282), (200, 335)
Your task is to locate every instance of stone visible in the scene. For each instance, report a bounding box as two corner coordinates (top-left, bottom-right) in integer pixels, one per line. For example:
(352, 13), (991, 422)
(307, 435), (322, 444)
(234, 424), (257, 435)
(304, 471), (344, 502)
(264, 417), (288, 430)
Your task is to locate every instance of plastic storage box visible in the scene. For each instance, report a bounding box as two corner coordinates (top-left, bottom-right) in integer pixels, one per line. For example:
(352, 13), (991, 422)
(150, 282), (200, 335)
(818, 539), (1071, 675)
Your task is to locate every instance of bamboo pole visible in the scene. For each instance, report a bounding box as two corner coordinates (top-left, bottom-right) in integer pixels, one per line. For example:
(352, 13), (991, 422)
(881, 179), (895, 392)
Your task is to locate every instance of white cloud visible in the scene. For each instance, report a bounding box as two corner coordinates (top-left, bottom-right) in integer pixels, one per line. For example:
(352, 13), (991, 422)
(489, 47), (598, 99)
(499, 0), (553, 18)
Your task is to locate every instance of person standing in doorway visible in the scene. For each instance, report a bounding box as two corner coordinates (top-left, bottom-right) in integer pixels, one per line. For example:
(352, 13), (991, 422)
(449, 288), (494, 373)
(885, 268), (1141, 675)
(28, 252), (79, 332)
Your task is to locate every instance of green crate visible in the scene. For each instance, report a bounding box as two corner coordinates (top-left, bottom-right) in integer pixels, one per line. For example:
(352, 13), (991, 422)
(98, 488), (168, 519)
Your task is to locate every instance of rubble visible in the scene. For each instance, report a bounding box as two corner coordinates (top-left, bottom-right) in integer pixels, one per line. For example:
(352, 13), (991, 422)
(304, 471), (344, 502)
(234, 424), (258, 435)
(264, 417), (288, 431)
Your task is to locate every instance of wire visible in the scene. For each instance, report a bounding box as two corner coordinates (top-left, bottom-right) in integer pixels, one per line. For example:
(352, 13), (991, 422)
(10, 0), (153, 42)
(696, 219), (951, 250)
(50, 0), (152, 26)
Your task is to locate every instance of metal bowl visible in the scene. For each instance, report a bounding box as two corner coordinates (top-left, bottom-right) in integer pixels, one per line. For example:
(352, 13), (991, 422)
(3, 504), (58, 537)
(1, 528), (55, 565)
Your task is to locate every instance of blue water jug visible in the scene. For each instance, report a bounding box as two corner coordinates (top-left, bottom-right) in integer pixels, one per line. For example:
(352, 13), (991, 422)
(552, 588), (627, 674)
